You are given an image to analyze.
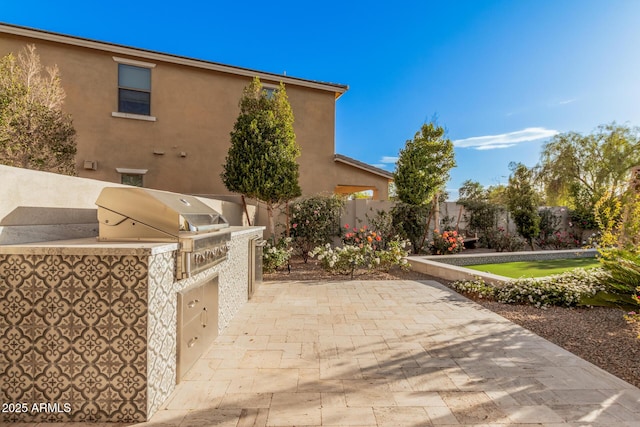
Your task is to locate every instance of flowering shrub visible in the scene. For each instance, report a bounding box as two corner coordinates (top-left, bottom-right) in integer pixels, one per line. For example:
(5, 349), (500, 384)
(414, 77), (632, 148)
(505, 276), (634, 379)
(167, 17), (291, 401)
(343, 224), (383, 248)
(450, 268), (608, 309)
(537, 230), (581, 249)
(289, 195), (344, 262)
(310, 226), (409, 278)
(486, 227), (526, 252)
(366, 209), (396, 250)
(310, 243), (366, 278)
(262, 237), (293, 273)
(377, 239), (410, 272)
(429, 229), (465, 255)
(449, 278), (497, 300)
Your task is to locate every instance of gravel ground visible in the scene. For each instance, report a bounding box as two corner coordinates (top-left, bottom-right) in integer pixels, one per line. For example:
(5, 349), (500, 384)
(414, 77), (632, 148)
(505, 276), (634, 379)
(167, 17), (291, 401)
(265, 256), (640, 389)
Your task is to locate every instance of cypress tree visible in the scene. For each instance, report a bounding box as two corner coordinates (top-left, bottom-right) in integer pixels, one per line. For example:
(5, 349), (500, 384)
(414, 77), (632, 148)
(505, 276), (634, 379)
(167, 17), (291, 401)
(222, 77), (301, 234)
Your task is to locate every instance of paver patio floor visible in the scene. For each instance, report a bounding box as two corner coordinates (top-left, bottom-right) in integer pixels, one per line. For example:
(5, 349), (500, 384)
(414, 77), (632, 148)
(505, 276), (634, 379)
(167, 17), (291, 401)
(30, 279), (640, 426)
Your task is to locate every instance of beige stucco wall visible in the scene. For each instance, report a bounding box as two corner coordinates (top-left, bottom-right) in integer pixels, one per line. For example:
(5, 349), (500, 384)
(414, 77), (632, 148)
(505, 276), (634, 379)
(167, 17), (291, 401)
(334, 161), (391, 200)
(0, 33), (340, 197)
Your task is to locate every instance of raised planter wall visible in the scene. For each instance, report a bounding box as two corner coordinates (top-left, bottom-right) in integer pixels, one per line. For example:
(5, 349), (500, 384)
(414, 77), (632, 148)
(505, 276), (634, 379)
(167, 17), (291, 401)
(407, 248), (598, 284)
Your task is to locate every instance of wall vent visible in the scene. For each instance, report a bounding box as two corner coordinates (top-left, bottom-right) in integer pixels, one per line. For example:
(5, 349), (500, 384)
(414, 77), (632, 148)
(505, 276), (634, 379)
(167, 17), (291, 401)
(83, 160), (97, 170)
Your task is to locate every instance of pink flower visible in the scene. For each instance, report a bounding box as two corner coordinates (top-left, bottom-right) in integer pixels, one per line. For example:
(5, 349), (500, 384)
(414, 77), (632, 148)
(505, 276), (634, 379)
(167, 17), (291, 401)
(345, 224), (350, 229)
(292, 223), (298, 228)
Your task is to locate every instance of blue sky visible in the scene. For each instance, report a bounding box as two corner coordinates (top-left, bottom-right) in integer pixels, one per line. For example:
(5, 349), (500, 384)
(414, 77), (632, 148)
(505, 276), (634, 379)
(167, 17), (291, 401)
(3, 0), (640, 199)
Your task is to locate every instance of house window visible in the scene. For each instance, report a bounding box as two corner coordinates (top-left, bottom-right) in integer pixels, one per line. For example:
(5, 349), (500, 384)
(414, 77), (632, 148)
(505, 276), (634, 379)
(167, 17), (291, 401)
(118, 64), (151, 115)
(116, 168), (148, 187)
(263, 84), (278, 99)
(121, 173), (144, 187)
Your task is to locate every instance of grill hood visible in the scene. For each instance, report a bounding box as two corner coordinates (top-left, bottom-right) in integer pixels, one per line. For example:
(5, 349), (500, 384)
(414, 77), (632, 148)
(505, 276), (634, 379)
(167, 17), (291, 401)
(96, 187), (229, 242)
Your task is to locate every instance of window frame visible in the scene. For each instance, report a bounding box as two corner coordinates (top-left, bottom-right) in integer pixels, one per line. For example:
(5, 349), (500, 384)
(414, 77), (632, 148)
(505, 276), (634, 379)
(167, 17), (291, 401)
(116, 168), (148, 187)
(112, 57), (157, 121)
(262, 83), (278, 99)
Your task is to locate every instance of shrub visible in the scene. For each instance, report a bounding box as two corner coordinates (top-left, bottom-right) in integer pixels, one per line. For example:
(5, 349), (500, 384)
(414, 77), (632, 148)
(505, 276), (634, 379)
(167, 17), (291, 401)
(569, 207), (599, 243)
(429, 229), (464, 255)
(537, 208), (561, 242)
(598, 249), (640, 308)
(289, 195), (344, 262)
(494, 268), (607, 308)
(486, 227), (526, 252)
(447, 277), (496, 300)
(377, 239), (410, 272)
(343, 224), (382, 248)
(450, 268), (608, 309)
(595, 192), (640, 310)
(262, 237), (293, 273)
(391, 203), (430, 254)
(310, 235), (409, 278)
(310, 244), (366, 278)
(538, 230), (580, 250)
(535, 208), (580, 249)
(365, 209), (396, 250)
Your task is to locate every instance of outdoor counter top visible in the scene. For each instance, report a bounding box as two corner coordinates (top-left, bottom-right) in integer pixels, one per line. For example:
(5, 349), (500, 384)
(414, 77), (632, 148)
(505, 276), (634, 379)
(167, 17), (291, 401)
(0, 226), (264, 256)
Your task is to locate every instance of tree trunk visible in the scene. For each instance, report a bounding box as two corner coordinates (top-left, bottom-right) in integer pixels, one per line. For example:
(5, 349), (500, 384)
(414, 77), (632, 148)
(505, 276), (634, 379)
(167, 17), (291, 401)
(419, 195), (438, 252)
(241, 195), (252, 226)
(285, 202), (290, 237)
(433, 193), (440, 231)
(267, 203), (275, 238)
(419, 207), (434, 253)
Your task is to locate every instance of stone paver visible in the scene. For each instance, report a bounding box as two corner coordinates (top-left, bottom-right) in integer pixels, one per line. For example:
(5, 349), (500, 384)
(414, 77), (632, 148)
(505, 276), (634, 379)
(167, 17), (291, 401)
(34, 279), (640, 426)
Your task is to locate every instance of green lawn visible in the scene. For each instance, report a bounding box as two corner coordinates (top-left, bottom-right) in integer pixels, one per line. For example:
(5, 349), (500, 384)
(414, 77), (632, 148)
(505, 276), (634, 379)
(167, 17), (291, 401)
(465, 257), (601, 278)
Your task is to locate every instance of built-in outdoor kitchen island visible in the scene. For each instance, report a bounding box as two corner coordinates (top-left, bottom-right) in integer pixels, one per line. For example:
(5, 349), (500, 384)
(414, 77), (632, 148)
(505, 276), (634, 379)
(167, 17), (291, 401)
(0, 187), (264, 423)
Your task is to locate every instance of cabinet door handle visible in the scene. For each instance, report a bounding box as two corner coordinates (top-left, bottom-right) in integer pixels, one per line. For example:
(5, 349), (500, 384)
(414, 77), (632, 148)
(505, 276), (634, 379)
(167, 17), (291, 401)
(187, 299), (199, 309)
(187, 337), (198, 348)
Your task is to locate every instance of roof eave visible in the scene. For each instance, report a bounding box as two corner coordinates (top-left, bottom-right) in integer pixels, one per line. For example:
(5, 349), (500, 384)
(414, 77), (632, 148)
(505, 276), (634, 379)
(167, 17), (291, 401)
(334, 154), (394, 180)
(0, 23), (349, 97)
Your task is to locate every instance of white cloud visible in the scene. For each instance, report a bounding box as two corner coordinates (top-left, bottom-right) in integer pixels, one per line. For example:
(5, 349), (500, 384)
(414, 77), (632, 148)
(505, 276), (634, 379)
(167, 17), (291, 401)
(371, 163), (387, 169)
(380, 156), (398, 164)
(475, 143), (516, 150)
(453, 127), (558, 150)
(558, 98), (576, 105)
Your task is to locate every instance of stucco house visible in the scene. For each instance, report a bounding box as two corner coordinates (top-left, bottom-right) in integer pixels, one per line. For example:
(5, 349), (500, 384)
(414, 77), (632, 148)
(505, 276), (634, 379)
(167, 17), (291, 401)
(0, 23), (392, 200)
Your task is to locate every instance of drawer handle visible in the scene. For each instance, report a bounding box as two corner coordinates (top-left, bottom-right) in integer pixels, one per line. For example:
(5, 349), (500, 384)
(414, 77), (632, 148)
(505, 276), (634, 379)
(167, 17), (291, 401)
(187, 337), (198, 348)
(201, 307), (208, 327)
(187, 299), (199, 309)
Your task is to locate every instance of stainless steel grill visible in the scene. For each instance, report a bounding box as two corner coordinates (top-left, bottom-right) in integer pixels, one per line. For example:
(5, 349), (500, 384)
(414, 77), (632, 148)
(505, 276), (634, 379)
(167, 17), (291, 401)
(95, 187), (231, 382)
(95, 187), (231, 279)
